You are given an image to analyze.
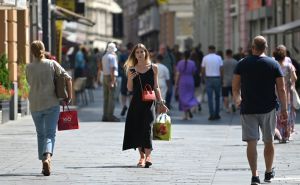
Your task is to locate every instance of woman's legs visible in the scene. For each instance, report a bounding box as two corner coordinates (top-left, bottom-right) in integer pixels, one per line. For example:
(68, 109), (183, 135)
(144, 148), (152, 168)
(31, 105), (60, 175)
(137, 148), (146, 167)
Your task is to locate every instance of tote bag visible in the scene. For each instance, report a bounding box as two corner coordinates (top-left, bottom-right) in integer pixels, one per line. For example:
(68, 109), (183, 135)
(292, 87), (300, 109)
(153, 113), (171, 141)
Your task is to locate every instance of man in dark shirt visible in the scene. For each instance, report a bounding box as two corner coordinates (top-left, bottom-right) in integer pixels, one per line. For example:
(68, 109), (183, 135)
(232, 35), (288, 185)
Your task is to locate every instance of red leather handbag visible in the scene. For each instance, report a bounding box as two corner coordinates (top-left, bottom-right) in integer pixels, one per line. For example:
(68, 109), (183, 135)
(142, 84), (156, 101)
(58, 105), (79, 131)
(139, 75), (156, 102)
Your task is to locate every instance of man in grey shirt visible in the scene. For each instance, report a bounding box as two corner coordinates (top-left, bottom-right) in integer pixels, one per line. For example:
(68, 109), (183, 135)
(222, 49), (237, 113)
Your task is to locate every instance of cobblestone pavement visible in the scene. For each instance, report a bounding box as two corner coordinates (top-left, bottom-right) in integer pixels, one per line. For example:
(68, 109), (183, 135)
(0, 87), (300, 185)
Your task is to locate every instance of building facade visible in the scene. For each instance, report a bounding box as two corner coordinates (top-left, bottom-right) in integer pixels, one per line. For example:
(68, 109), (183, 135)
(193, 0), (224, 54)
(160, 0), (194, 51)
(224, 0), (249, 54)
(0, 1), (29, 121)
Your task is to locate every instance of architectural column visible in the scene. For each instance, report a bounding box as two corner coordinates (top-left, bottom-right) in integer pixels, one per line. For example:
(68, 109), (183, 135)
(17, 9), (30, 64)
(0, 10), (8, 55)
(7, 9), (18, 120)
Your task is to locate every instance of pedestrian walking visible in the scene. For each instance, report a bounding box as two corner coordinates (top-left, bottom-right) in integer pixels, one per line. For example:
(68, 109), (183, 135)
(74, 46), (86, 79)
(26, 40), (72, 176)
(175, 50), (199, 120)
(101, 42), (120, 122)
(222, 49), (237, 113)
(159, 43), (176, 109)
(273, 45), (297, 143)
(201, 45), (223, 120)
(119, 42), (134, 116)
(232, 35), (288, 185)
(155, 54), (170, 101)
(122, 43), (168, 168)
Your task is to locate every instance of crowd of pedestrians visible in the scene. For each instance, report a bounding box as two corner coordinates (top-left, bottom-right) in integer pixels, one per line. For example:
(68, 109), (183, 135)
(25, 35), (299, 182)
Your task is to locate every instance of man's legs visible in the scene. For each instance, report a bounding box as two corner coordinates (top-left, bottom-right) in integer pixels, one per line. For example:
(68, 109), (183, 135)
(213, 78), (221, 117)
(107, 78), (116, 119)
(102, 76), (109, 120)
(165, 83), (173, 109)
(247, 140), (259, 177)
(264, 141), (274, 173)
(206, 78), (214, 117)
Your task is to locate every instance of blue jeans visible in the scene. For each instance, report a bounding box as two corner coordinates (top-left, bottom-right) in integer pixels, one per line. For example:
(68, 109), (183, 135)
(31, 105), (60, 160)
(206, 77), (221, 117)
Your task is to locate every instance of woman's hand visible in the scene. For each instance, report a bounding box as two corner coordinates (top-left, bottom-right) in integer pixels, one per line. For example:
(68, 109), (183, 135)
(157, 103), (169, 114)
(128, 71), (138, 80)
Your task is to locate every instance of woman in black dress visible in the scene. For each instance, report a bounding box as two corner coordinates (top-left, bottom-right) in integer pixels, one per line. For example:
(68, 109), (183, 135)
(122, 43), (168, 168)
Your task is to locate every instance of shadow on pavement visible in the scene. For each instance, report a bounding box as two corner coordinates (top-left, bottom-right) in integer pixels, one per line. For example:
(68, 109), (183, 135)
(0, 173), (41, 177)
(65, 165), (137, 169)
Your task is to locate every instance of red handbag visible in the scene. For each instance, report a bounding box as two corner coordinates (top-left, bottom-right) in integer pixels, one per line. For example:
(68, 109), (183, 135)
(138, 75), (156, 102)
(58, 105), (79, 131)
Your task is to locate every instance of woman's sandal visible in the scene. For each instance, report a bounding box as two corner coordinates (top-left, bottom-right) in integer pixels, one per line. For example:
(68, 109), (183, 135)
(144, 157), (152, 168)
(144, 161), (152, 168)
(137, 158), (145, 168)
(42, 158), (51, 176)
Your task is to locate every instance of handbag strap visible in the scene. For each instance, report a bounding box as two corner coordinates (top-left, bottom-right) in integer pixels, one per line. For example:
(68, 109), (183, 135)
(138, 75), (144, 94)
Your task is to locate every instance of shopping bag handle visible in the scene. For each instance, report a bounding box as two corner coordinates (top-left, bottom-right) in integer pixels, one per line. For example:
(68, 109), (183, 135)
(62, 104), (70, 112)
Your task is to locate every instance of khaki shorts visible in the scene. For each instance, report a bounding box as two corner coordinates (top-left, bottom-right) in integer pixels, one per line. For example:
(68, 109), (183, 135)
(241, 109), (276, 142)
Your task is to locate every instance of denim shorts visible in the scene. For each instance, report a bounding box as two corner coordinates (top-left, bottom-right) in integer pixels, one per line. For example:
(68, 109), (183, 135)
(241, 109), (276, 142)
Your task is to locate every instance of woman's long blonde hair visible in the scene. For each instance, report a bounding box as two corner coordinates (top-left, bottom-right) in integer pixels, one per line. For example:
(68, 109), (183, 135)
(31, 40), (45, 60)
(123, 43), (150, 72)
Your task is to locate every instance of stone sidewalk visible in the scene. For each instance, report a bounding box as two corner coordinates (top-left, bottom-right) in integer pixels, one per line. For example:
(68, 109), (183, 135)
(0, 87), (300, 185)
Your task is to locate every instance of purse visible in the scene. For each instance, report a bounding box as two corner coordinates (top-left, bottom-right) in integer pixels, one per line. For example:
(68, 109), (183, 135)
(153, 113), (171, 141)
(138, 75), (156, 102)
(53, 61), (68, 99)
(58, 105), (79, 131)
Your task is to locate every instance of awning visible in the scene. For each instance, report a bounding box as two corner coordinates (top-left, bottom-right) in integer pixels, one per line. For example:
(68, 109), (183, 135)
(51, 5), (95, 27)
(262, 19), (300, 35)
(86, 1), (122, 14)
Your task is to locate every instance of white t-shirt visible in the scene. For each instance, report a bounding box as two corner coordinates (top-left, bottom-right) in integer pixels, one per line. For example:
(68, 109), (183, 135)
(201, 53), (223, 77)
(102, 52), (118, 76)
(157, 63), (170, 99)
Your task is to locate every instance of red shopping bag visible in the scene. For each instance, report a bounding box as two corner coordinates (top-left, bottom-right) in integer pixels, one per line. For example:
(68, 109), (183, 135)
(58, 105), (79, 131)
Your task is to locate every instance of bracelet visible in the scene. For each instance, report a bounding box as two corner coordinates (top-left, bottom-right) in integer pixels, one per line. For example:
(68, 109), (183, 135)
(156, 100), (165, 104)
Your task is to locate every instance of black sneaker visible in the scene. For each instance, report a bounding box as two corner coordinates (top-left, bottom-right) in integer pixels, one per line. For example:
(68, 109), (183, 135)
(214, 115), (221, 120)
(264, 168), (275, 182)
(231, 104), (236, 112)
(251, 176), (261, 185)
(120, 106), (128, 116)
(208, 115), (215, 120)
(198, 104), (202, 112)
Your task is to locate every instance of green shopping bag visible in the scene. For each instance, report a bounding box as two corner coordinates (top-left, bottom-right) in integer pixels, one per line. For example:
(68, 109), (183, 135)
(153, 113), (171, 141)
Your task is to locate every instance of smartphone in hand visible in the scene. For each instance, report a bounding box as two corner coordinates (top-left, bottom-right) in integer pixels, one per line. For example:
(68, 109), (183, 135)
(129, 68), (136, 73)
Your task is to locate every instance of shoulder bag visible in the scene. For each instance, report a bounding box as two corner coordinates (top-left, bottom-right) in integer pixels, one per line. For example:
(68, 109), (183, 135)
(53, 61), (68, 99)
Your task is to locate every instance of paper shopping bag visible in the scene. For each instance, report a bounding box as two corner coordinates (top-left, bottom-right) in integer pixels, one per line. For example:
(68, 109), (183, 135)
(153, 113), (171, 141)
(58, 106), (79, 131)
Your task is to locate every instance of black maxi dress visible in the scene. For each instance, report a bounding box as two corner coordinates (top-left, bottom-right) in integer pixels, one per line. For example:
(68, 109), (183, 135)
(122, 66), (155, 151)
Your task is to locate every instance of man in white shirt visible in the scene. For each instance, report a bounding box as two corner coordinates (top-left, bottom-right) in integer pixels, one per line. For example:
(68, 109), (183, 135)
(101, 42), (120, 122)
(201, 45), (223, 120)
